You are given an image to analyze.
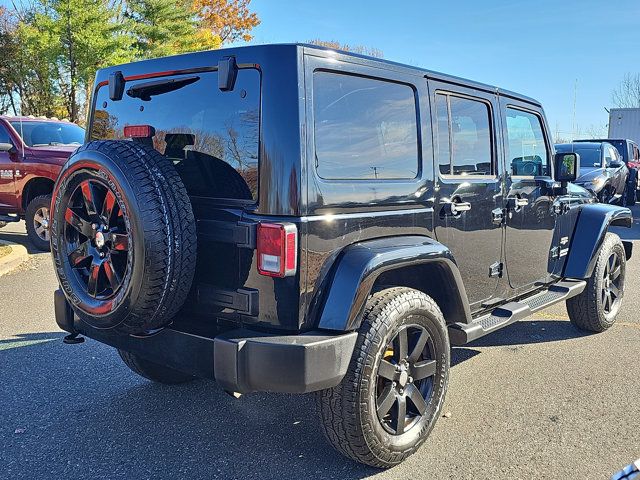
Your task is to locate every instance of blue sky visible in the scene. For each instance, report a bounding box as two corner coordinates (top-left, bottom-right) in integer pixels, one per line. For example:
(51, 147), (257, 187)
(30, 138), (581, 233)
(237, 0), (640, 139)
(3, 0), (638, 138)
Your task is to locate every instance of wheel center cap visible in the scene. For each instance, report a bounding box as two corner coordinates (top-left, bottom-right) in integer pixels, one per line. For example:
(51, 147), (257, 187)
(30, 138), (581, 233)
(95, 231), (105, 249)
(398, 370), (409, 388)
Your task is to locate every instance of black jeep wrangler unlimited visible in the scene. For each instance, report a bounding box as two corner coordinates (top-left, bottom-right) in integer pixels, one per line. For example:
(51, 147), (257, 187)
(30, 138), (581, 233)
(51, 44), (632, 468)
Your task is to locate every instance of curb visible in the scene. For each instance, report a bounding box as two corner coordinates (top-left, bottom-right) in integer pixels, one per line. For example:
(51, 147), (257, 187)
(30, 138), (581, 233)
(0, 240), (29, 277)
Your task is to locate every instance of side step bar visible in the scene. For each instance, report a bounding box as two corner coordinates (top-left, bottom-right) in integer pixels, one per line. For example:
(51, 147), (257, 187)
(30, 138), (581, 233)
(448, 280), (586, 346)
(0, 214), (19, 223)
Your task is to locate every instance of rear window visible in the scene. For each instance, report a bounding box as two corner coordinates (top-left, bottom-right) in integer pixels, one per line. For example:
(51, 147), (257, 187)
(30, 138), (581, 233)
(90, 69), (260, 201)
(313, 71), (419, 180)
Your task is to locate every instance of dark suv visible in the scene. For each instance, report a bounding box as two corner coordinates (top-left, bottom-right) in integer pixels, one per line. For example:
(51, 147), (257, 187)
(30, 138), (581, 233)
(51, 44), (632, 468)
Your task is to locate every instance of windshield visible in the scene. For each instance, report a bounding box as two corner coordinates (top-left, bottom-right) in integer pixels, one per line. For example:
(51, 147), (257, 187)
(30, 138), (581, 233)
(89, 68), (260, 201)
(10, 121), (85, 147)
(556, 145), (601, 172)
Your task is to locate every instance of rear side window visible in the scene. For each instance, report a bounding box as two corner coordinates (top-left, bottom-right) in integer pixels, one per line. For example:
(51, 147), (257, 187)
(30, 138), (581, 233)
(435, 93), (493, 176)
(505, 108), (550, 176)
(90, 69), (260, 201)
(313, 71), (419, 180)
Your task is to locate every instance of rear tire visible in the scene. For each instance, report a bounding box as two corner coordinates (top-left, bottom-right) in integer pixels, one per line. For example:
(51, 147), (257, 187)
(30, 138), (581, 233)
(118, 349), (195, 384)
(316, 287), (450, 468)
(567, 233), (626, 332)
(625, 169), (637, 206)
(25, 194), (52, 251)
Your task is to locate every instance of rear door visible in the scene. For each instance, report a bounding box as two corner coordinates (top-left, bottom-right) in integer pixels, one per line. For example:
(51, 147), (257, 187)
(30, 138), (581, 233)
(430, 80), (505, 310)
(605, 144), (627, 194)
(89, 67), (261, 315)
(501, 99), (557, 293)
(0, 123), (16, 212)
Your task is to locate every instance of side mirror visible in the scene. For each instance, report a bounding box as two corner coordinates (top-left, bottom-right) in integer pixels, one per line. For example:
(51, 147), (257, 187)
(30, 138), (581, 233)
(554, 152), (579, 182)
(610, 160), (623, 168)
(0, 142), (15, 153)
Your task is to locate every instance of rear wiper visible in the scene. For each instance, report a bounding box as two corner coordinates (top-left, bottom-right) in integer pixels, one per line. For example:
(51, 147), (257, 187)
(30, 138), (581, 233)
(126, 76), (200, 101)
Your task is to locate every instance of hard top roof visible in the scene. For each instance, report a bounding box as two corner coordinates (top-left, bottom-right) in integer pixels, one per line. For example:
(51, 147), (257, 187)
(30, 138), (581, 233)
(95, 43), (542, 107)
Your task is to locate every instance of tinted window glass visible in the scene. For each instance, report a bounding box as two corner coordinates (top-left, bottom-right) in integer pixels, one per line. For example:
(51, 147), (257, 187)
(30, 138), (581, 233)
(0, 125), (9, 144)
(435, 94), (450, 175)
(436, 94), (493, 176)
(313, 71), (418, 180)
(90, 69), (260, 201)
(505, 108), (550, 176)
(556, 144), (602, 170)
(10, 121), (84, 147)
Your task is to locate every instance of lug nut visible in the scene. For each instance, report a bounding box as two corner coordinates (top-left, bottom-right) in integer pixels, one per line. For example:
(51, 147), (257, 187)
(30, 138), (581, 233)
(392, 381), (396, 388)
(408, 376), (413, 383)
(399, 388), (404, 395)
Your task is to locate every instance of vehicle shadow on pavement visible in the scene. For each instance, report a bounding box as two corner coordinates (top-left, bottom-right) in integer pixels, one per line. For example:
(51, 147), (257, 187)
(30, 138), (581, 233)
(468, 319), (590, 348)
(0, 321), (594, 479)
(0, 228), (41, 255)
(0, 334), (380, 479)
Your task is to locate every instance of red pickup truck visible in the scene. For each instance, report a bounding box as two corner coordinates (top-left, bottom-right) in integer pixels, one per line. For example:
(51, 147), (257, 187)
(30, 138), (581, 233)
(0, 116), (84, 250)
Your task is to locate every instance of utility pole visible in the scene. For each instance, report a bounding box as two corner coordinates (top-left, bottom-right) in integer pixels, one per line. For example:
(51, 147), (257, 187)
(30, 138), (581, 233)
(572, 79), (578, 139)
(370, 166), (381, 179)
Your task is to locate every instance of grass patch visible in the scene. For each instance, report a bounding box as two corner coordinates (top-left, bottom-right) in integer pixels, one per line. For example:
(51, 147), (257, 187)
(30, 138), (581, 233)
(0, 245), (11, 259)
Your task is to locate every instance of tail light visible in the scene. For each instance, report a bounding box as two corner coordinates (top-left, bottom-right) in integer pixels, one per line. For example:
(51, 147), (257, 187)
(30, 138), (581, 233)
(123, 124), (155, 138)
(257, 222), (297, 277)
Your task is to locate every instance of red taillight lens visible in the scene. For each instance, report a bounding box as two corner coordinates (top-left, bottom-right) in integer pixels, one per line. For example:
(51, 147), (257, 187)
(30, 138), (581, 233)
(123, 124), (155, 138)
(257, 223), (297, 277)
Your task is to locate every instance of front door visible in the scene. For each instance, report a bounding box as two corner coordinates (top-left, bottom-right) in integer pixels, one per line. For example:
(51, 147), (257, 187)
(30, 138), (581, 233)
(430, 81), (504, 310)
(501, 100), (556, 292)
(0, 124), (16, 213)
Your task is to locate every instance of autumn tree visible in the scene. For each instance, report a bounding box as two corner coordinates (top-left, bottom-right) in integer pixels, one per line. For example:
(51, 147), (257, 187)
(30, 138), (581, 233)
(0, 0), (260, 122)
(125, 0), (215, 58)
(307, 39), (383, 58)
(193, 0), (260, 44)
(612, 73), (640, 108)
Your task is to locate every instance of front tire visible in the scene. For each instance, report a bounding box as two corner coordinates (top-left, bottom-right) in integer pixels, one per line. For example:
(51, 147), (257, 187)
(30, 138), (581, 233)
(118, 349), (195, 384)
(567, 233), (626, 332)
(316, 287), (450, 468)
(25, 194), (52, 251)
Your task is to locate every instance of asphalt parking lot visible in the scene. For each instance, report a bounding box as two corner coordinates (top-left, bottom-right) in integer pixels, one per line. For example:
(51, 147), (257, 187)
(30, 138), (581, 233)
(1, 212), (639, 480)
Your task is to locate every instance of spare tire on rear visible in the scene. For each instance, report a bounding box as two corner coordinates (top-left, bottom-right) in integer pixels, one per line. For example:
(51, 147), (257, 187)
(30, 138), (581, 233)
(51, 140), (196, 334)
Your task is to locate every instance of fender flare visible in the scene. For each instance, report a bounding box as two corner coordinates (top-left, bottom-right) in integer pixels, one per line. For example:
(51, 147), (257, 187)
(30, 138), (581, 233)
(563, 203), (632, 279)
(315, 236), (471, 332)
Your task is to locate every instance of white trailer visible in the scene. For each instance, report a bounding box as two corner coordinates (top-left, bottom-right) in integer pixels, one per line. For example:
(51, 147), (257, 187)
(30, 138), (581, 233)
(609, 108), (640, 144)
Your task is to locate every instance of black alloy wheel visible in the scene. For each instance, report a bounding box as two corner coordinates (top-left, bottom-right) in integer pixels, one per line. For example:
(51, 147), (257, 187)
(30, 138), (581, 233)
(601, 249), (623, 318)
(376, 325), (437, 436)
(63, 178), (130, 299)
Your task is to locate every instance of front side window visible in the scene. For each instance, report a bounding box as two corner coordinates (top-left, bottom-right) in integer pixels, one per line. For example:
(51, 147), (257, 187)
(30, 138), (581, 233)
(505, 108), (550, 176)
(10, 121), (84, 147)
(435, 93), (493, 176)
(0, 125), (10, 145)
(313, 71), (419, 180)
(90, 69), (260, 201)
(605, 146), (615, 166)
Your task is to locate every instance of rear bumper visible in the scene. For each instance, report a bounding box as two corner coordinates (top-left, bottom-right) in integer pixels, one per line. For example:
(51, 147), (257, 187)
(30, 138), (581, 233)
(54, 290), (357, 394)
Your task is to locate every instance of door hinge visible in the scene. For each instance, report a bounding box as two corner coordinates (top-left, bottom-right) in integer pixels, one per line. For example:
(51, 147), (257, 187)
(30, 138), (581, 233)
(489, 261), (503, 278)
